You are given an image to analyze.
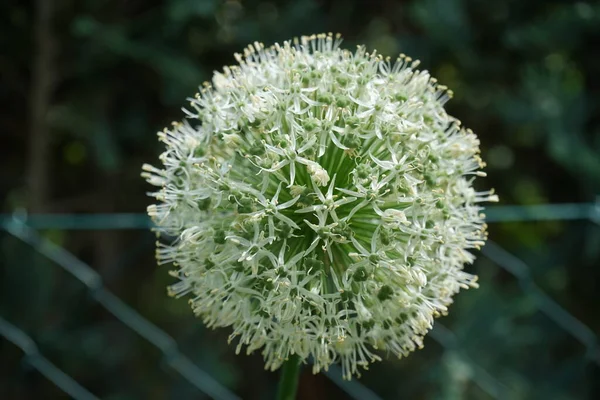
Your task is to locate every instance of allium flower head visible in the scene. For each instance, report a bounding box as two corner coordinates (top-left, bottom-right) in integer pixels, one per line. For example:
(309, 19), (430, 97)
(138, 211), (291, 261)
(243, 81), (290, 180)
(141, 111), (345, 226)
(143, 33), (498, 379)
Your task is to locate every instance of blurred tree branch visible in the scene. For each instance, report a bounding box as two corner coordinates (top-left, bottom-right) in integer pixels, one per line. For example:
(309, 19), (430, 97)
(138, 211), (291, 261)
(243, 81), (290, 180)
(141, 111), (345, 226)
(27, 0), (56, 212)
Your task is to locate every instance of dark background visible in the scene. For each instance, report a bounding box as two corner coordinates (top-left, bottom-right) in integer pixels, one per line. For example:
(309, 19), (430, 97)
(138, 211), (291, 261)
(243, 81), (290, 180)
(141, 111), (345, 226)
(1, 0), (600, 399)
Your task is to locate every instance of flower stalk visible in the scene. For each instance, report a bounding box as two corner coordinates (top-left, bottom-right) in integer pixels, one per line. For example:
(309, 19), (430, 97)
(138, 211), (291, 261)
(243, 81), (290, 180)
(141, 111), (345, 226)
(276, 355), (301, 400)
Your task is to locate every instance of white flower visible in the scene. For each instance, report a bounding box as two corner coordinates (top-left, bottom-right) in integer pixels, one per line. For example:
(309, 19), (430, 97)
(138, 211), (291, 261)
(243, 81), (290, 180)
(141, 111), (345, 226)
(143, 33), (497, 379)
(380, 209), (411, 229)
(306, 162), (330, 187)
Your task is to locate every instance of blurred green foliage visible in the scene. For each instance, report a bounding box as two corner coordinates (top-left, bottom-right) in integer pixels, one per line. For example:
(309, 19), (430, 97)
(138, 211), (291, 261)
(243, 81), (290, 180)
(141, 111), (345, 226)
(1, 0), (599, 399)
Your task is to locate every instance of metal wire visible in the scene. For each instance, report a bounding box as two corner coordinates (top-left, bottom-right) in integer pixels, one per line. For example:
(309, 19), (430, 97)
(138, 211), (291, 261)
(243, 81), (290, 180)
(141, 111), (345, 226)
(0, 316), (99, 400)
(0, 212), (153, 230)
(484, 202), (598, 223)
(429, 323), (512, 399)
(1, 202), (597, 230)
(482, 241), (600, 366)
(322, 364), (383, 400)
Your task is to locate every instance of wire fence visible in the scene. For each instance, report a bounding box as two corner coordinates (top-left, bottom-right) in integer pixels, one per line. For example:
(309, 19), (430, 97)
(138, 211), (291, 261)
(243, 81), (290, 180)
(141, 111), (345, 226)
(2, 219), (240, 400)
(1, 202), (599, 399)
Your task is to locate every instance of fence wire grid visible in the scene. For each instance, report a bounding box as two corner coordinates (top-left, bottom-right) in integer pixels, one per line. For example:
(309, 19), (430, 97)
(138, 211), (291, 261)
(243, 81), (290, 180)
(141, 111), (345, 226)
(1, 202), (599, 400)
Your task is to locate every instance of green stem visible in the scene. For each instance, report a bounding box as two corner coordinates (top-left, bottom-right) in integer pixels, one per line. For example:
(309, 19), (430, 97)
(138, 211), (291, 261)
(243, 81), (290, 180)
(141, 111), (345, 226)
(276, 355), (301, 400)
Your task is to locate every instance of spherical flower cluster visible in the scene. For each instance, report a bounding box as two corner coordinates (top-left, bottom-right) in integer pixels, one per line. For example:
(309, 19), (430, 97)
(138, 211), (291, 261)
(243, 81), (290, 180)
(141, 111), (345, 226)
(142, 33), (498, 379)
